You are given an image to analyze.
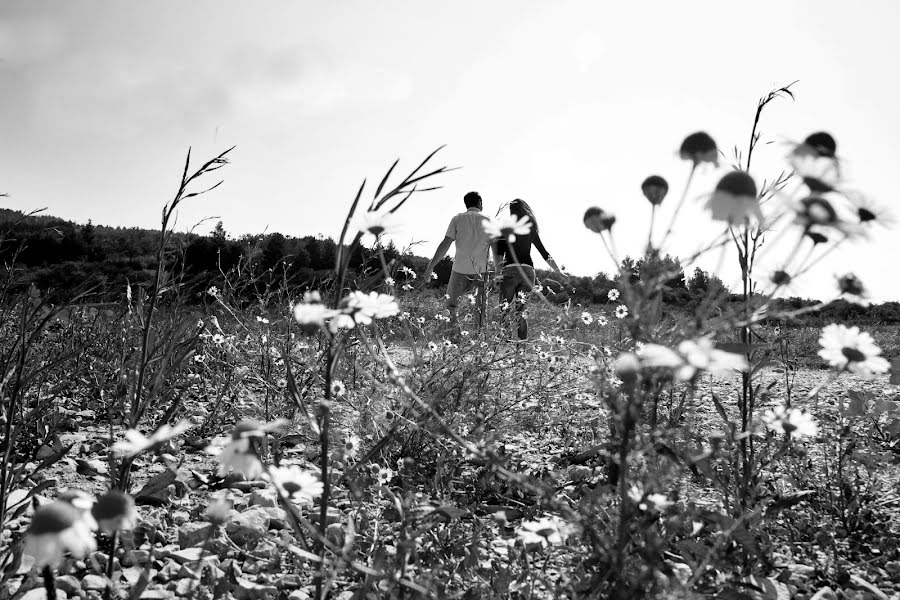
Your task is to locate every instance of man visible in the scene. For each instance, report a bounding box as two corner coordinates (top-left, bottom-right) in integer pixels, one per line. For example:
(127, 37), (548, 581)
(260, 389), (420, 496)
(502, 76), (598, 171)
(424, 191), (493, 330)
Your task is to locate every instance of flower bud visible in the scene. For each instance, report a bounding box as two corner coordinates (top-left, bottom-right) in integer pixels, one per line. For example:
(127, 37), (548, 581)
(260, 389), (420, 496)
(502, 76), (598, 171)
(679, 132), (718, 165)
(641, 175), (669, 206)
(583, 207), (616, 233)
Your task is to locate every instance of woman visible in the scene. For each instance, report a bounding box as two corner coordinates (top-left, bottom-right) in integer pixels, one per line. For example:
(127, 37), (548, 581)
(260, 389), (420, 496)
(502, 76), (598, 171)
(493, 199), (564, 340)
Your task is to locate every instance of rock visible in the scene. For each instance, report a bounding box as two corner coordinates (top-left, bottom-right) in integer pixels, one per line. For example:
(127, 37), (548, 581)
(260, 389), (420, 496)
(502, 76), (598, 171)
(139, 591), (175, 600)
(249, 490), (277, 508)
(234, 576), (278, 600)
(308, 507), (342, 526)
(81, 574), (107, 591)
(178, 522), (216, 549)
(287, 591), (311, 600)
(809, 587), (837, 600)
(55, 575), (81, 595)
(884, 561), (900, 577)
(261, 506), (288, 530)
(171, 511), (190, 526)
(122, 549), (151, 567)
(849, 575), (889, 600)
(175, 578), (198, 596)
(276, 574), (303, 589)
(226, 506), (270, 546)
(19, 589), (66, 600)
(230, 480), (267, 493)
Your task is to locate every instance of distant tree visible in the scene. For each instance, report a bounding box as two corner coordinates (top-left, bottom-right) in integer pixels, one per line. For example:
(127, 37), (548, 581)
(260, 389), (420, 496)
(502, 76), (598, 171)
(262, 233), (287, 271)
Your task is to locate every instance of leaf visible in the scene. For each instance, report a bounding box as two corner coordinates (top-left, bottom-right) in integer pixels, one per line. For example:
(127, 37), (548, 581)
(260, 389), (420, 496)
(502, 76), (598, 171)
(847, 390), (869, 418)
(766, 490), (816, 516)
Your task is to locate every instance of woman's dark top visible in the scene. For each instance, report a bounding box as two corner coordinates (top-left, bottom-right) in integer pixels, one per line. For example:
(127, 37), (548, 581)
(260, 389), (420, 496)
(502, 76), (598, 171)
(495, 230), (550, 268)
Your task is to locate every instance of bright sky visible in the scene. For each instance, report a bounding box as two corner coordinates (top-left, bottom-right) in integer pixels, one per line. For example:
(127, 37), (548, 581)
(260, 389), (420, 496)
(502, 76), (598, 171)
(2, 1), (899, 301)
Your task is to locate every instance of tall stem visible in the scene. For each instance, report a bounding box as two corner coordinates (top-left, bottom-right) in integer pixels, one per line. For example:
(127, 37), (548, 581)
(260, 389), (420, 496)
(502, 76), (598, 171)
(43, 566), (57, 600)
(658, 163), (697, 251)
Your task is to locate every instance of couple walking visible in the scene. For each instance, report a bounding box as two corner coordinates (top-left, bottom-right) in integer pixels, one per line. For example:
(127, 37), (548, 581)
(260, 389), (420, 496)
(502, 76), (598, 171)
(422, 192), (564, 340)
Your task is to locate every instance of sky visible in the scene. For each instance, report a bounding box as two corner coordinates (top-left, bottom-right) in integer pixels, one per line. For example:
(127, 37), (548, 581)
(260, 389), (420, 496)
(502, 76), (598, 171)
(2, 1), (899, 301)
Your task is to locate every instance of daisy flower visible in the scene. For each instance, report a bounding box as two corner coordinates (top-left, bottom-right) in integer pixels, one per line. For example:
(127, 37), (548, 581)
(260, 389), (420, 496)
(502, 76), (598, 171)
(763, 405), (819, 438)
(330, 380), (346, 397)
(267, 465), (324, 501)
(443, 339), (454, 348)
(583, 207), (616, 233)
(638, 337), (748, 381)
(91, 490), (138, 534)
(417, 316), (426, 325)
(817, 324), (889, 378)
(483, 214), (532, 242)
(596, 314), (608, 326)
(401, 284), (413, 291)
(209, 419), (288, 479)
(345, 291), (399, 320)
(679, 131), (719, 166)
(24, 501), (97, 568)
(343, 433), (361, 461)
(113, 420), (195, 458)
(384, 277), (395, 287)
(57, 489), (98, 532)
(787, 131), (840, 183)
(356, 210), (400, 238)
(607, 289), (620, 301)
(375, 466), (395, 486)
(705, 171), (762, 225)
(615, 305), (628, 319)
(580, 312), (593, 325)
(517, 516), (576, 548)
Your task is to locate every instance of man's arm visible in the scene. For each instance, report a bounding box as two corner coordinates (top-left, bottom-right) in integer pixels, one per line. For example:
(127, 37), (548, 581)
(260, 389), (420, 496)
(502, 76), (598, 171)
(424, 236), (453, 281)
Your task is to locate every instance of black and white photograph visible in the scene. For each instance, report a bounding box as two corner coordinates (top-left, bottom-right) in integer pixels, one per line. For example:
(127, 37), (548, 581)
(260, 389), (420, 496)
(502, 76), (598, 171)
(2, 2), (899, 599)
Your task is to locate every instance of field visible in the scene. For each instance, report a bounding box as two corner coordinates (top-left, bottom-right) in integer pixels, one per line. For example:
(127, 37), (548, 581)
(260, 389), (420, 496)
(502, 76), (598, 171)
(4, 136), (900, 600)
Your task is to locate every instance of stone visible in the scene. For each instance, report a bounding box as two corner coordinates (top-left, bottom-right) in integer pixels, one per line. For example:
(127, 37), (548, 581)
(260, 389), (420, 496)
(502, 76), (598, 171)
(308, 507), (342, 526)
(19, 589), (66, 600)
(122, 549), (151, 567)
(234, 576), (278, 600)
(55, 575), (81, 595)
(178, 522), (216, 549)
(226, 506), (270, 546)
(171, 511), (190, 526)
(287, 590), (311, 600)
(261, 506), (288, 530)
(81, 575), (107, 591)
(276, 574), (303, 589)
(230, 480), (267, 493)
(248, 490), (277, 508)
(139, 591), (175, 600)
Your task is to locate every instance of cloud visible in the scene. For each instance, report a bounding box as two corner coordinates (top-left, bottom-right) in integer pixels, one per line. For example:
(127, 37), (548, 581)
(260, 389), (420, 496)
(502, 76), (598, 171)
(22, 42), (414, 139)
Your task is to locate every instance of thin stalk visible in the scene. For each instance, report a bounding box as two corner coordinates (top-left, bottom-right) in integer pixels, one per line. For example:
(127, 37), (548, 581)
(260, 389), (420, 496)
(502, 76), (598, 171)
(658, 162), (697, 251)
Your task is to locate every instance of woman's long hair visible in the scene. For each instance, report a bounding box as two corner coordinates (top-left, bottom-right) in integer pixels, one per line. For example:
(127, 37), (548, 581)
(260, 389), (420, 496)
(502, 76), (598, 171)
(509, 198), (538, 235)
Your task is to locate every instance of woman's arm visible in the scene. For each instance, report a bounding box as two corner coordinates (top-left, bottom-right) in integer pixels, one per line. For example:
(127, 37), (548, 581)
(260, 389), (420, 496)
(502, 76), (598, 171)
(533, 232), (563, 274)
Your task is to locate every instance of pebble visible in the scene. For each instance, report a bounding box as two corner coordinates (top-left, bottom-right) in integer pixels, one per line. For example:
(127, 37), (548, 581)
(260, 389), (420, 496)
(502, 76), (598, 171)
(81, 574), (107, 591)
(226, 506), (270, 546)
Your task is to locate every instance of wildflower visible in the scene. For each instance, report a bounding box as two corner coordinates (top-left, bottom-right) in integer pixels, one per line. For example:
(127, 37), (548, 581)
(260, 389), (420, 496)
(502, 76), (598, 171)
(517, 516), (576, 548)
(417, 316), (426, 324)
(205, 499), (232, 526)
(680, 131), (719, 166)
(607, 289), (620, 301)
(430, 271), (438, 281)
(770, 270), (792, 287)
(24, 501), (97, 568)
(91, 490), (138, 534)
(427, 341), (438, 352)
(581, 312), (593, 325)
(401, 266), (417, 280)
(343, 434), (361, 460)
(818, 324), (889, 377)
(400, 311), (410, 320)
(615, 305), (628, 319)
(705, 171), (762, 224)
(583, 207), (616, 233)
(357, 210), (400, 238)
(614, 353), (642, 385)
(401, 283), (413, 291)
(848, 193), (894, 228)
(641, 175), (669, 205)
(207, 286), (220, 297)
(256, 316), (269, 324)
(596, 314), (608, 326)
(443, 339), (454, 349)
(375, 466), (395, 486)
(554, 335), (565, 345)
(837, 273), (869, 306)
(460, 330), (470, 337)
(788, 132), (840, 183)
(482, 214), (532, 243)
(267, 465), (324, 501)
(211, 333), (225, 345)
(113, 420), (195, 457)
(763, 405), (819, 438)
(639, 337), (748, 381)
(210, 419), (288, 479)
(539, 351), (550, 361)
(384, 277), (395, 287)
(331, 380), (346, 397)
(345, 291), (400, 320)
(628, 485), (673, 512)
(57, 489), (97, 531)
(467, 293), (477, 305)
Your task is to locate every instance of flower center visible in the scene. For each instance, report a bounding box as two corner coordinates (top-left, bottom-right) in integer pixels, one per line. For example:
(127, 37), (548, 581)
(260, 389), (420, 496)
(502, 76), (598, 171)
(841, 347), (866, 363)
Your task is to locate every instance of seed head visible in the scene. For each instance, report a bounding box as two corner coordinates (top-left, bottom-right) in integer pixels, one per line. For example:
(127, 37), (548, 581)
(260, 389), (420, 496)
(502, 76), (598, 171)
(802, 132), (837, 158)
(641, 175), (669, 206)
(583, 207), (616, 233)
(715, 171), (757, 198)
(679, 132), (718, 165)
